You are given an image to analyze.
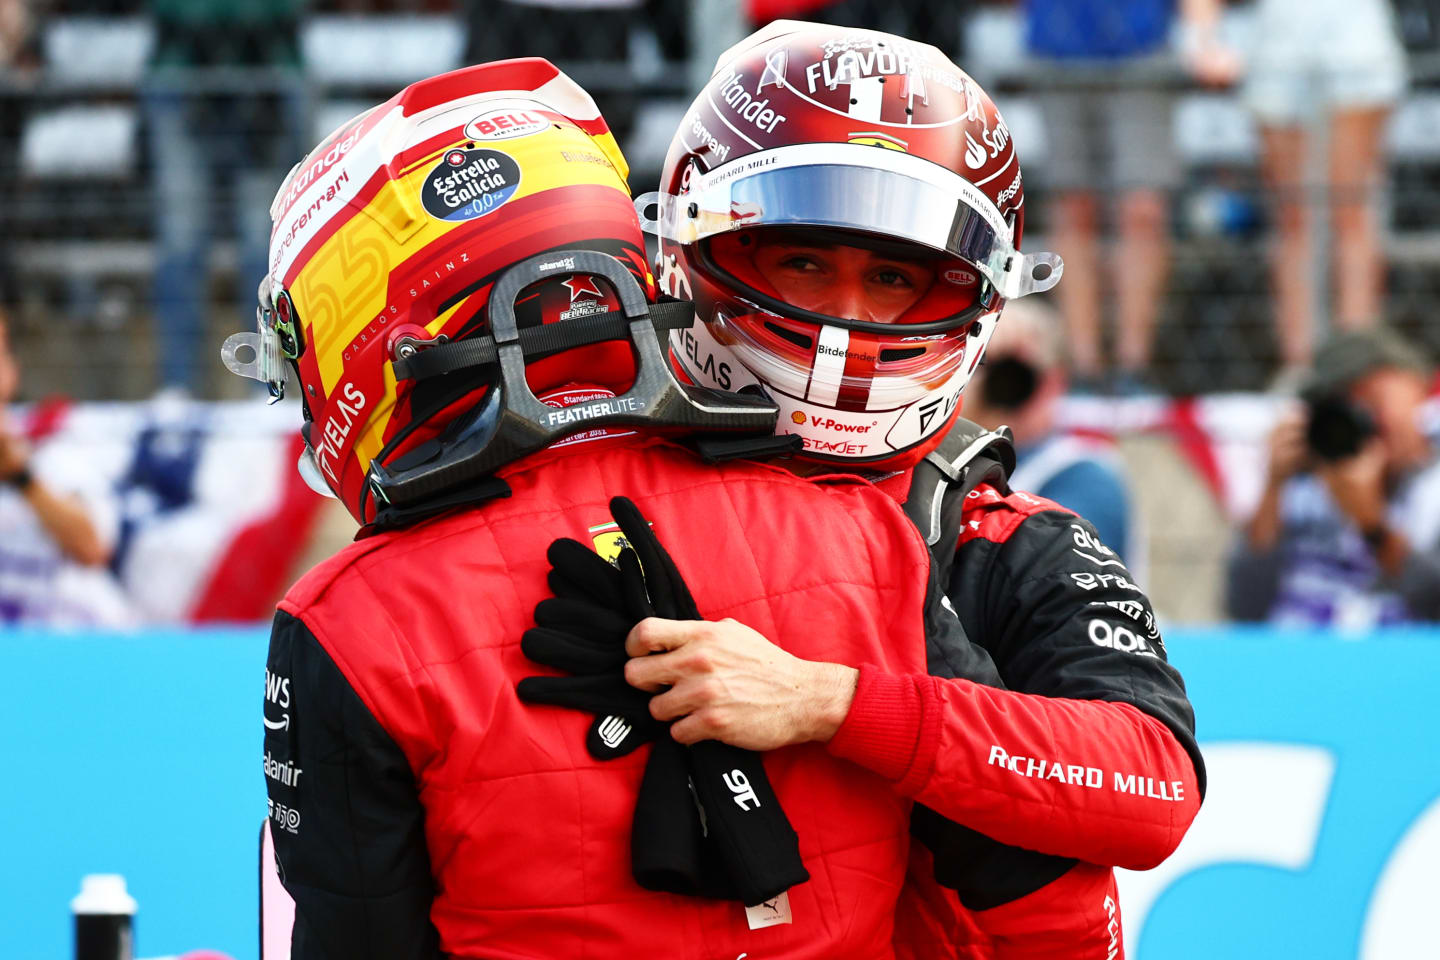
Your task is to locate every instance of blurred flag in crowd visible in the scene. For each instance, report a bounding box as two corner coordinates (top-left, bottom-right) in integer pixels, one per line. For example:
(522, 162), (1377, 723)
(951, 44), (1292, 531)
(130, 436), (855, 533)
(23, 394), (323, 625)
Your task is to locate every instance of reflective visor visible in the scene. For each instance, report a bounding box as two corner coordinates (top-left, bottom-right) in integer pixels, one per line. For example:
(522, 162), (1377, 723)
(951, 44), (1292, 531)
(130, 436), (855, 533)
(638, 143), (1061, 301)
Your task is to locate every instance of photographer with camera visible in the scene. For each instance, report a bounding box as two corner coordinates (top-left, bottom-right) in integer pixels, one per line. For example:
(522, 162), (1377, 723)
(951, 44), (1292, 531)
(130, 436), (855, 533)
(1229, 328), (1440, 626)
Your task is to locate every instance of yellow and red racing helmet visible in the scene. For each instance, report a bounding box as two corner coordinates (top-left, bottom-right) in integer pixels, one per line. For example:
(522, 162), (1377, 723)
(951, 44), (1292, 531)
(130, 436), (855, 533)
(223, 59), (659, 523)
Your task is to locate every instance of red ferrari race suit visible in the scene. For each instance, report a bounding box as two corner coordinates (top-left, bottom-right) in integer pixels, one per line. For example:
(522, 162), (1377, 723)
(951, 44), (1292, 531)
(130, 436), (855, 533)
(859, 444), (1202, 960)
(263, 425), (1202, 959)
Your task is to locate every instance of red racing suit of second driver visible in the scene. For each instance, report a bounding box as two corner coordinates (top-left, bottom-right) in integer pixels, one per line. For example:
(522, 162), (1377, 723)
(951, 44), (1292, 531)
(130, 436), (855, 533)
(262, 428), (1203, 959)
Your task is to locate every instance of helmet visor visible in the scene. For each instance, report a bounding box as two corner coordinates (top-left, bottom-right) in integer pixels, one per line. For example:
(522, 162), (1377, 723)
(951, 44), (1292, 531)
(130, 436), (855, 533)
(638, 142), (1061, 301)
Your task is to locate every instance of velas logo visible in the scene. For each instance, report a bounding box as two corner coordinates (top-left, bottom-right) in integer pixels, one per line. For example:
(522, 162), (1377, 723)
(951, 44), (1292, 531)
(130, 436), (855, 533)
(421, 148), (522, 223)
(463, 108), (549, 142)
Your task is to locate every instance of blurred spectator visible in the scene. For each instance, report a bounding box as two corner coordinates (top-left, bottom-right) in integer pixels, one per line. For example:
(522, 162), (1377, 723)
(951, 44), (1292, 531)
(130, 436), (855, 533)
(462, 0), (689, 152)
(143, 0), (305, 392)
(1229, 327), (1440, 626)
(1243, 0), (1407, 383)
(1024, 0), (1238, 394)
(0, 0), (40, 317)
(751, 0), (964, 56)
(0, 309), (132, 625)
(964, 298), (1139, 564)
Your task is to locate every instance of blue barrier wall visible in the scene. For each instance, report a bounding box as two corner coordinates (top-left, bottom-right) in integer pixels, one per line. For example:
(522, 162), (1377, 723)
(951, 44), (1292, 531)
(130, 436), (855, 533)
(3, 627), (1439, 959)
(5, 629), (268, 960)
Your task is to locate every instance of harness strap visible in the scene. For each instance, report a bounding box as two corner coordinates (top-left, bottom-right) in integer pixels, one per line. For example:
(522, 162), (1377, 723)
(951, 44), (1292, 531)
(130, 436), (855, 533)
(394, 300), (696, 382)
(902, 418), (1016, 583)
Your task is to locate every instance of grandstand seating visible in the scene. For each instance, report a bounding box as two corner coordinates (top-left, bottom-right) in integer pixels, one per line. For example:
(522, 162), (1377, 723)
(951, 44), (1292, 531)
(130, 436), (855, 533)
(7, 4), (1440, 396)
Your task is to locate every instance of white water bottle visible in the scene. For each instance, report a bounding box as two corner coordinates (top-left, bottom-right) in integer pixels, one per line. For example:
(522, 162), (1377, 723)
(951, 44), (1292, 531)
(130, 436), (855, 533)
(71, 874), (136, 960)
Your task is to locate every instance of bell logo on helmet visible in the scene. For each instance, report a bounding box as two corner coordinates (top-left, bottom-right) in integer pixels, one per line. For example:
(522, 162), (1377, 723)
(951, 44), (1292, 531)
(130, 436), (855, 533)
(463, 108), (549, 142)
(420, 148), (522, 222)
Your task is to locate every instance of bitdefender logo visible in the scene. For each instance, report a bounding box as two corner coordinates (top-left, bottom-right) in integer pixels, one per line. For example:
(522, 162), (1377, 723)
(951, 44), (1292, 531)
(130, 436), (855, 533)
(816, 343), (874, 362)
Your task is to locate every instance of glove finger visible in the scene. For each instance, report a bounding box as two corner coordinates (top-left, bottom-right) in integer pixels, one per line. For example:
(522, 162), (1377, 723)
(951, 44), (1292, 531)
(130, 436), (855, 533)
(516, 672), (651, 716)
(610, 497), (674, 612)
(610, 496), (701, 620)
(546, 537), (622, 602)
(616, 547), (656, 622)
(687, 740), (810, 907)
(547, 570), (610, 608)
(534, 596), (634, 644)
(521, 626), (628, 675)
(631, 736), (711, 894)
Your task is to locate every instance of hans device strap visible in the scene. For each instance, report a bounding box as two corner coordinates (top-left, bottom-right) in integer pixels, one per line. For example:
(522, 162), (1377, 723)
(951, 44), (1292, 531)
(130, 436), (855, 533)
(902, 418), (1016, 581)
(362, 250), (780, 524)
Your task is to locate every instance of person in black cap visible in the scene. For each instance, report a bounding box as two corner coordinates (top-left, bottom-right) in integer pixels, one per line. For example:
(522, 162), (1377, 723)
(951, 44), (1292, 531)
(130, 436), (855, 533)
(1230, 326), (1440, 625)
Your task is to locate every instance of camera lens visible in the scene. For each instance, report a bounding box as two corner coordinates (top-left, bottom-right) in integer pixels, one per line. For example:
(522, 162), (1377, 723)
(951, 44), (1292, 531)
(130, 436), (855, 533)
(1306, 396), (1376, 461)
(980, 357), (1040, 410)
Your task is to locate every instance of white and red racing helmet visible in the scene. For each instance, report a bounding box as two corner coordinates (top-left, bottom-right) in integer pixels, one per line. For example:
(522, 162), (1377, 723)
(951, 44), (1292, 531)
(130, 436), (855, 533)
(641, 21), (1061, 469)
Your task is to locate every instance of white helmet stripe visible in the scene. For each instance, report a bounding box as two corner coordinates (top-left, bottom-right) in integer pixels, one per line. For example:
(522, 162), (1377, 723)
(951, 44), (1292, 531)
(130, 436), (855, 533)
(806, 325), (850, 406)
(846, 66), (885, 121)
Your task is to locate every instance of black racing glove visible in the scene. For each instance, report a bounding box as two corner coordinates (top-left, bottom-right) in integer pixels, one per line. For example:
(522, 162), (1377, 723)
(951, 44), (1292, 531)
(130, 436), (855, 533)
(518, 531), (723, 895)
(517, 537), (662, 758)
(531, 496), (810, 906)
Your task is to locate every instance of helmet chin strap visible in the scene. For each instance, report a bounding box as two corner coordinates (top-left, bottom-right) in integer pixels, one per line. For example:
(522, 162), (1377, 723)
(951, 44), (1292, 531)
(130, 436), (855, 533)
(361, 249), (783, 525)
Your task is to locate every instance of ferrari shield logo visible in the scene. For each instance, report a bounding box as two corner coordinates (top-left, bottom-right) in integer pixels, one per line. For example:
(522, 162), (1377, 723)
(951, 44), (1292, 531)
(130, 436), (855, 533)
(588, 521), (631, 562)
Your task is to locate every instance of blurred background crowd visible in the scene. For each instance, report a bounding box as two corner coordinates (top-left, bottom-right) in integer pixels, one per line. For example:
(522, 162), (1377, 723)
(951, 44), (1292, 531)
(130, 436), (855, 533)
(2, 0), (1440, 628)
